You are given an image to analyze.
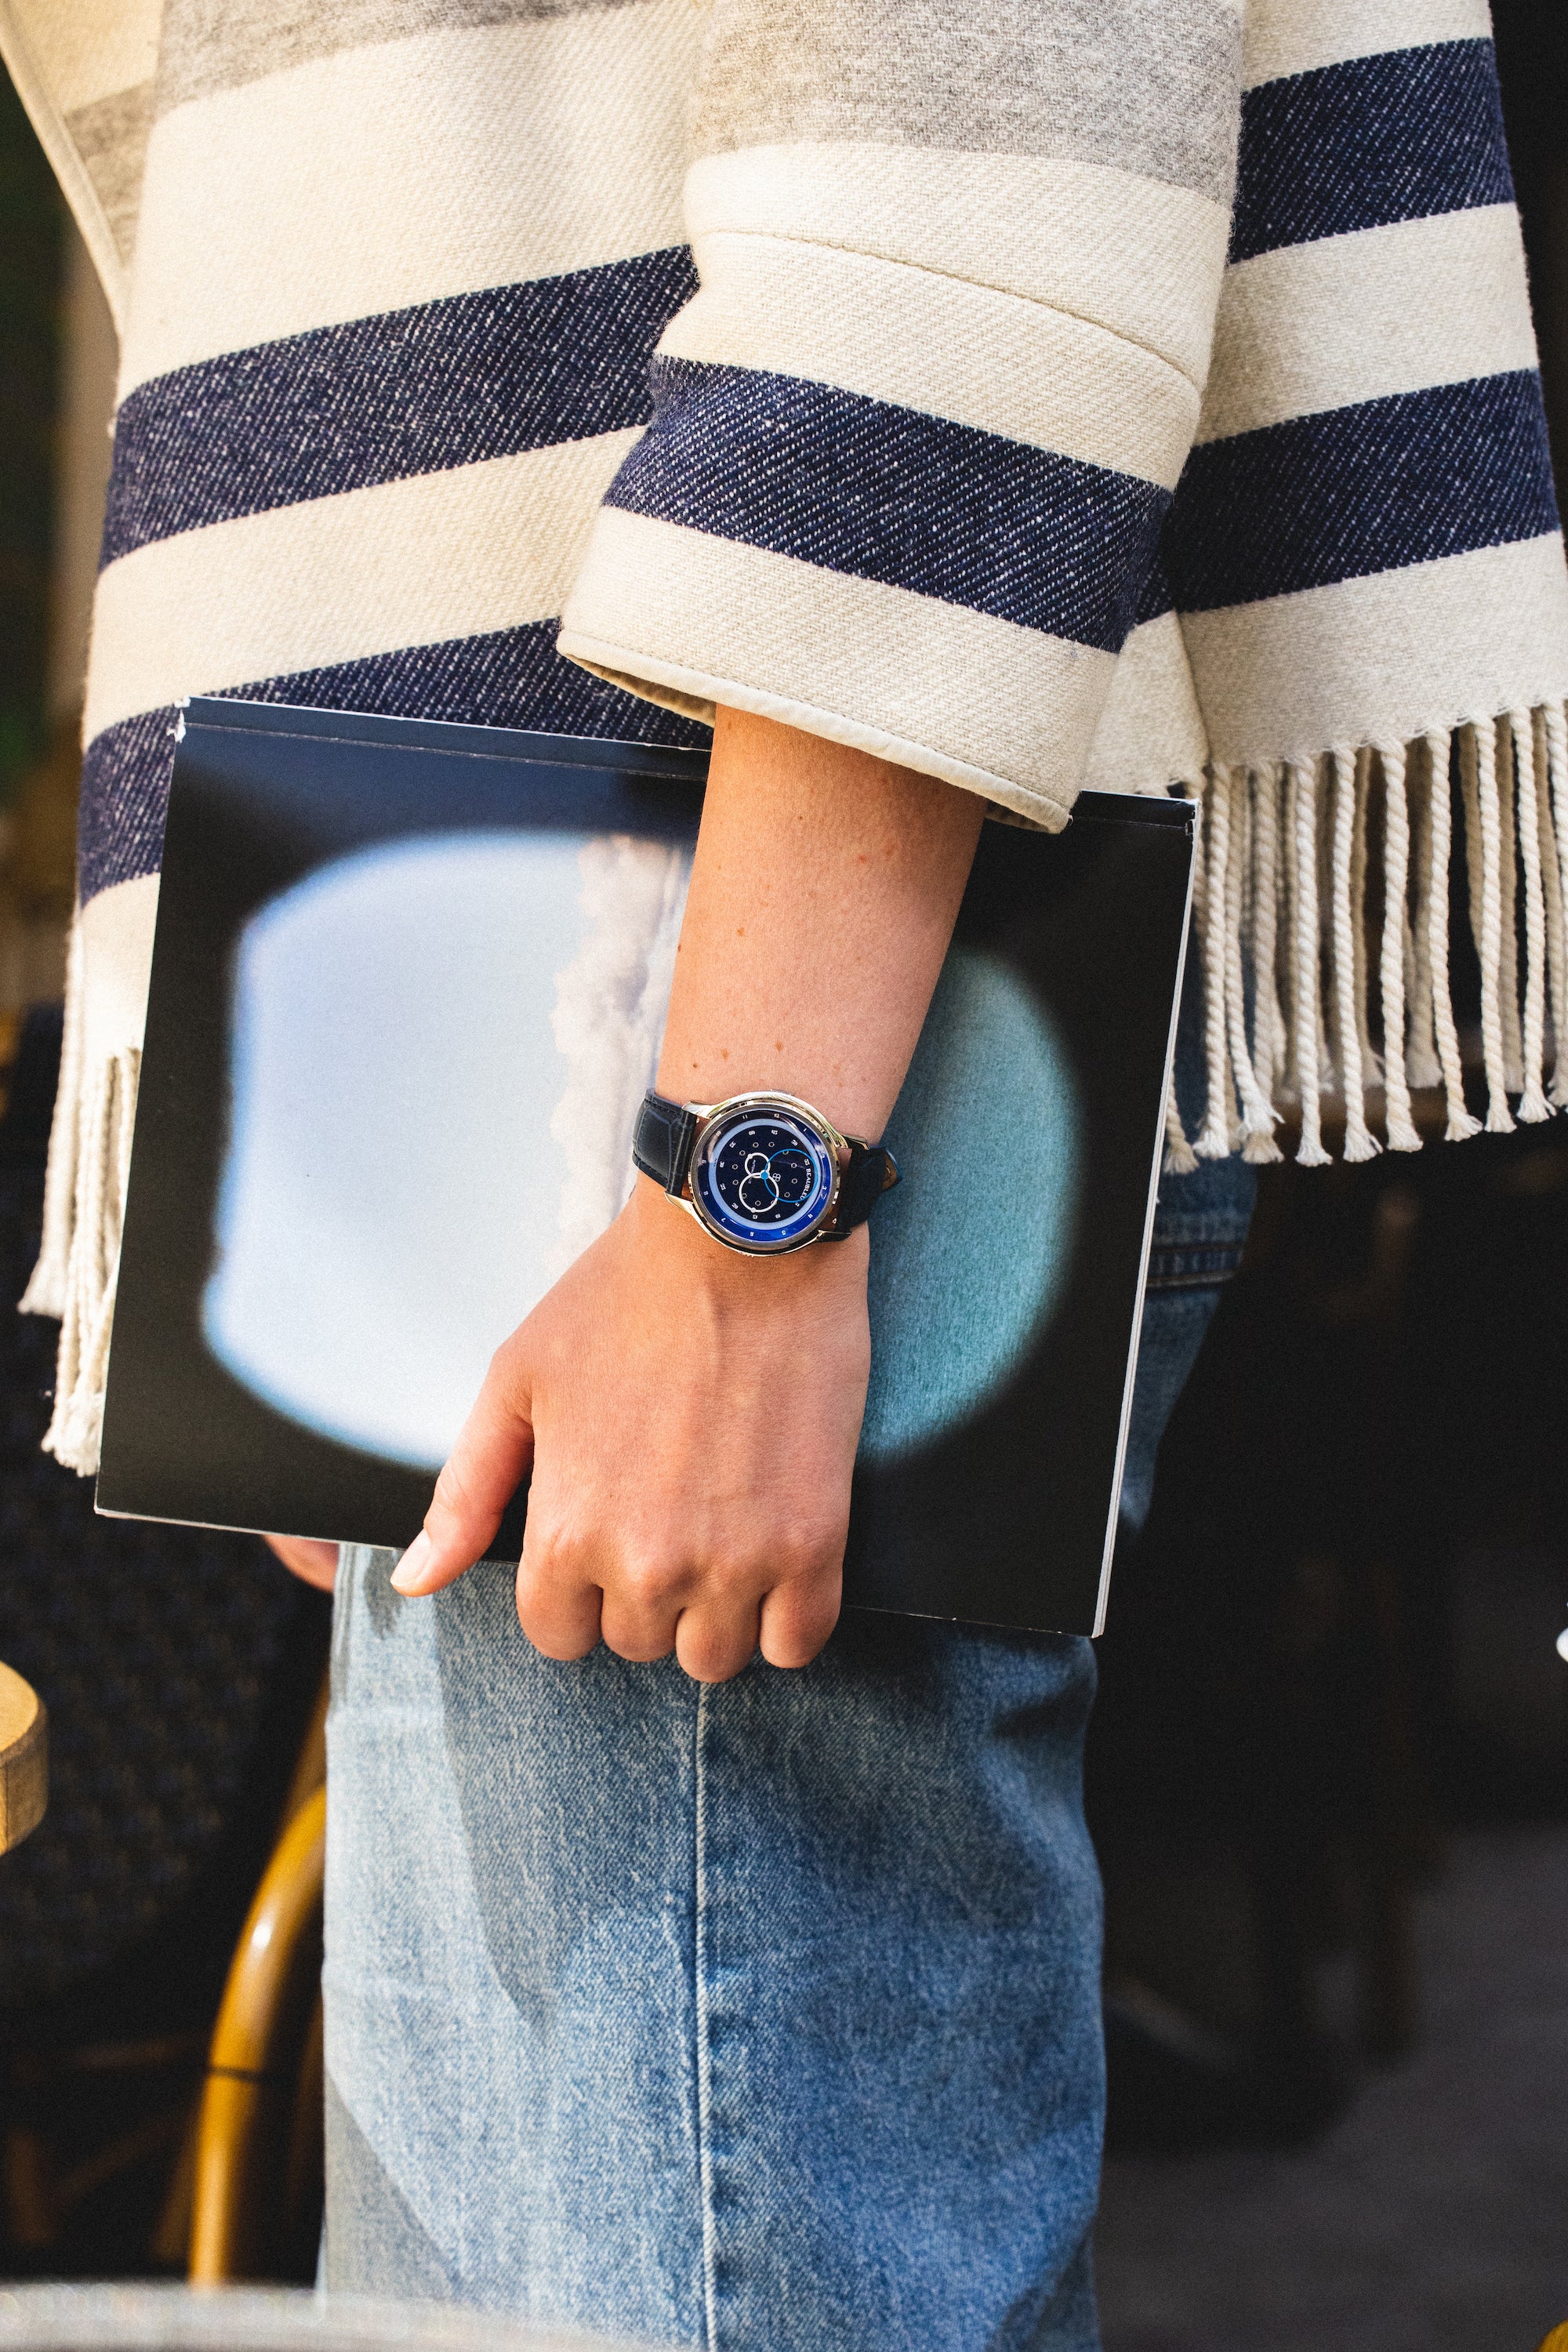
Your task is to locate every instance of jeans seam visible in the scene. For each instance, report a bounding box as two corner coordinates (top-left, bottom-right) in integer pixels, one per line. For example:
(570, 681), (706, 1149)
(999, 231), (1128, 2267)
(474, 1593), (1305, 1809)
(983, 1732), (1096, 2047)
(695, 1682), (718, 2350)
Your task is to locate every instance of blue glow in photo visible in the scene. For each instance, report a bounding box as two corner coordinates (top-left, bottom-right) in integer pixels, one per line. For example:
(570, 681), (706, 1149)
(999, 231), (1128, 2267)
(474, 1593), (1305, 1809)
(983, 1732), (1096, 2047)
(860, 949), (1083, 1465)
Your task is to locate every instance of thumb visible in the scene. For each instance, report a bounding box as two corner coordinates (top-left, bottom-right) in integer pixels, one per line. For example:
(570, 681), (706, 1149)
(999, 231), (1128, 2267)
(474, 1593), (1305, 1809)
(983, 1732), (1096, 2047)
(390, 1341), (535, 1595)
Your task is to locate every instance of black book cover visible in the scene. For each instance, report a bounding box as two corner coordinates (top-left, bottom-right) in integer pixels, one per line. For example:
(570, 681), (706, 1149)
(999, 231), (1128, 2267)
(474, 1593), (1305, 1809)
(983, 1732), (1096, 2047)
(97, 699), (1193, 1635)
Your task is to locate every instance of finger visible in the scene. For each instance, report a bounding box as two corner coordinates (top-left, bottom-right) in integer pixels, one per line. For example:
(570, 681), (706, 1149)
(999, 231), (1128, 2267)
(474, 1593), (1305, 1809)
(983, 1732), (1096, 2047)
(263, 1534), (339, 1592)
(758, 1569), (841, 1670)
(597, 1564), (686, 1664)
(514, 1540), (604, 1662)
(390, 1344), (535, 1595)
(674, 1595), (763, 1686)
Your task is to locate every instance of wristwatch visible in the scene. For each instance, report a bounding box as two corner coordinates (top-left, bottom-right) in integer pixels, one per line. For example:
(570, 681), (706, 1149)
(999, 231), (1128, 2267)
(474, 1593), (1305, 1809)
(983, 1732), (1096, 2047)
(632, 1087), (899, 1256)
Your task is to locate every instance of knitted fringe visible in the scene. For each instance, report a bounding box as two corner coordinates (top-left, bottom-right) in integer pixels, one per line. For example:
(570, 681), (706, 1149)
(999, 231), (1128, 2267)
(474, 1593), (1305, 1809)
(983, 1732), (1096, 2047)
(1164, 702), (1568, 1171)
(18, 915), (141, 1472)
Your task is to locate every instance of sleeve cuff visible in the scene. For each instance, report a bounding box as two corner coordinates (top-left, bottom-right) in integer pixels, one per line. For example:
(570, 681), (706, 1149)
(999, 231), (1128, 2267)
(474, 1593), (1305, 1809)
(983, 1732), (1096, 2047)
(558, 506), (1096, 830)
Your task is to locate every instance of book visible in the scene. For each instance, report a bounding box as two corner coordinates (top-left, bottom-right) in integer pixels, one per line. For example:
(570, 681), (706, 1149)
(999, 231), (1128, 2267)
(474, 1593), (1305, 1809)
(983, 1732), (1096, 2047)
(98, 697), (1194, 1636)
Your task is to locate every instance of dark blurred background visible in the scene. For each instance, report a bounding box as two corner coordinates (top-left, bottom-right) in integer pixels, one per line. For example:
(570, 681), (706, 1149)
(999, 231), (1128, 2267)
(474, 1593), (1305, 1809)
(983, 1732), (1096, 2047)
(0, 7), (1566, 2346)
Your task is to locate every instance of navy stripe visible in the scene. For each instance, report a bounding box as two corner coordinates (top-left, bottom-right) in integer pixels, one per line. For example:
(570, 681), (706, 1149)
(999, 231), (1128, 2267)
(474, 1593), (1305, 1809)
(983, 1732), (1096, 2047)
(604, 358), (1171, 654)
(77, 623), (707, 903)
(100, 249), (698, 566)
(1166, 372), (1559, 615)
(1231, 40), (1513, 262)
(230, 624), (709, 746)
(1132, 549), (1174, 627)
(78, 709), (183, 905)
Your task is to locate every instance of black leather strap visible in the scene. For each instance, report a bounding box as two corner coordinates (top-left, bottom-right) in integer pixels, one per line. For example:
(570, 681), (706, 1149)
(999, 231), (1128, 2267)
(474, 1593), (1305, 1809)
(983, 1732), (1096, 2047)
(827, 1138), (900, 1236)
(633, 1090), (898, 1232)
(632, 1091), (699, 1195)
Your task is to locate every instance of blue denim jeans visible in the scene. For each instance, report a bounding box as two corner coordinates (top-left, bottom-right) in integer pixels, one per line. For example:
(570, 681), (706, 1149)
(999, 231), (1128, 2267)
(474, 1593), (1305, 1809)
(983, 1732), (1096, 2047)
(322, 978), (1254, 2349)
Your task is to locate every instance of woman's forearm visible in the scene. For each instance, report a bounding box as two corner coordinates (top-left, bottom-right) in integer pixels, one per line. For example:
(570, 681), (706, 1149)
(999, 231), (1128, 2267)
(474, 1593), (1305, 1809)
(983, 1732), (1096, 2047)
(659, 706), (984, 1138)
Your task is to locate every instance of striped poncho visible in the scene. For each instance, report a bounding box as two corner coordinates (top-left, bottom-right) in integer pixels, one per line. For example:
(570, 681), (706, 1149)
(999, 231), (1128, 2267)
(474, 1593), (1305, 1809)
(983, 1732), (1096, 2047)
(2, 0), (1565, 1472)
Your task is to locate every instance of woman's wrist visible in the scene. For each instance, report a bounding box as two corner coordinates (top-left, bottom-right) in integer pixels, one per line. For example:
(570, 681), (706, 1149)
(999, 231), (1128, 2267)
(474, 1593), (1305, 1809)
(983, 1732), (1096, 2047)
(626, 1171), (869, 1291)
(655, 707), (982, 1144)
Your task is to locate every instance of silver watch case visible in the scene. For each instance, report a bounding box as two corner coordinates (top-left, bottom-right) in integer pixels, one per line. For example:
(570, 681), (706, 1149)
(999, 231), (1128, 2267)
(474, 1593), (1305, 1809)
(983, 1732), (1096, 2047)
(677, 1090), (854, 1256)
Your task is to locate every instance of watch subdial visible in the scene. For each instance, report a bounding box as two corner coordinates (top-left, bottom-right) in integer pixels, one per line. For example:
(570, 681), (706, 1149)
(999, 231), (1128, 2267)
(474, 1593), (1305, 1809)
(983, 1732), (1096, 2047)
(736, 1152), (781, 1215)
(768, 1145), (815, 1208)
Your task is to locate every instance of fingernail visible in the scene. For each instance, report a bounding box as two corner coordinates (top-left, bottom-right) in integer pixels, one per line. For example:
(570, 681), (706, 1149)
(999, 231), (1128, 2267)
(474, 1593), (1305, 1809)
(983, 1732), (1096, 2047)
(390, 1532), (434, 1594)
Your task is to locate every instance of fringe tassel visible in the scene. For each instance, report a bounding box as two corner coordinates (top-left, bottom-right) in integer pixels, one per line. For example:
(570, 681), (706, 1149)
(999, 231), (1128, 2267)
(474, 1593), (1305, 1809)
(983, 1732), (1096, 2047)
(1472, 717), (1517, 1134)
(1288, 760), (1332, 1167)
(1171, 702), (1568, 1168)
(34, 1043), (140, 1473)
(1538, 704), (1568, 1110)
(1405, 753), (1442, 1090)
(1332, 747), (1380, 1162)
(1377, 742), (1421, 1152)
(1512, 710), (1552, 1123)
(20, 909), (84, 1320)
(1223, 768), (1283, 1163)
(1349, 749), (1382, 1093)
(1425, 729), (1483, 1143)
(1194, 767), (1238, 1160)
(1250, 766), (1287, 1110)
(1497, 717), (1524, 1094)
(1163, 1083), (1198, 1175)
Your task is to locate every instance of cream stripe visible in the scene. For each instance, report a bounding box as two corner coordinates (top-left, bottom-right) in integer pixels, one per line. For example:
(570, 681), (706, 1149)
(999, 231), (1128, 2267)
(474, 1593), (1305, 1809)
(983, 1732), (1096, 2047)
(684, 145), (1230, 390)
(5, 0), (160, 117)
(85, 432), (639, 742)
(1083, 611), (1209, 795)
(561, 507), (1115, 824)
(119, 2), (699, 394)
(667, 231), (1198, 486)
(1198, 207), (1536, 444)
(1242, 0), (1492, 89)
(81, 874), (159, 1065)
(1182, 535), (1568, 768)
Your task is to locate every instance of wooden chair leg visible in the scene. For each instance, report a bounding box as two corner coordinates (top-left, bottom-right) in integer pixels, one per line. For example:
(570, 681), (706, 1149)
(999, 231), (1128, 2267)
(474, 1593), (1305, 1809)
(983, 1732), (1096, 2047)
(188, 1784), (325, 2282)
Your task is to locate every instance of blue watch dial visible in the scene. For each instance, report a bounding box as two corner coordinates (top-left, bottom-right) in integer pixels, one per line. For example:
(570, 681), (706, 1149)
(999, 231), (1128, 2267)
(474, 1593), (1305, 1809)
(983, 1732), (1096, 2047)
(691, 1108), (837, 1250)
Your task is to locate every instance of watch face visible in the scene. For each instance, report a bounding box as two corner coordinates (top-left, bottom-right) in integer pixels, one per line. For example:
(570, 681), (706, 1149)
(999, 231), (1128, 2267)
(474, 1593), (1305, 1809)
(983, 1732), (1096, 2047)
(691, 1103), (837, 1251)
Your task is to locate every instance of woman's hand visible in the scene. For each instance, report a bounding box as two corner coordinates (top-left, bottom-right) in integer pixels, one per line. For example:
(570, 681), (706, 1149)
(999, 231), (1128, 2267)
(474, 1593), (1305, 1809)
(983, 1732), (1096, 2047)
(387, 706), (981, 1683)
(389, 1176), (869, 1682)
